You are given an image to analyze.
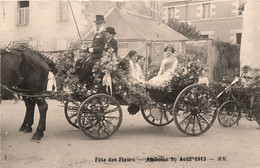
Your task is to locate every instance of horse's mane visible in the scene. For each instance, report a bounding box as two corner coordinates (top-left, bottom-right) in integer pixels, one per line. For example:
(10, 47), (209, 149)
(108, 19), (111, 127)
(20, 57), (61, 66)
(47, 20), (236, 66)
(1, 44), (57, 74)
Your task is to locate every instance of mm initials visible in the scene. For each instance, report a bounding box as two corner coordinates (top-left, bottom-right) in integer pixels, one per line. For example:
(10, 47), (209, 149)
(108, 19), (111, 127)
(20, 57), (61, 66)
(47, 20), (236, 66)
(218, 156), (227, 161)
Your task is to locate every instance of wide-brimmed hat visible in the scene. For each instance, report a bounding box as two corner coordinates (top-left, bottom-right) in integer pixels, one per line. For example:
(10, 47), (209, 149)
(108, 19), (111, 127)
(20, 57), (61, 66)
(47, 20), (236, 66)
(105, 26), (116, 34)
(94, 15), (105, 24)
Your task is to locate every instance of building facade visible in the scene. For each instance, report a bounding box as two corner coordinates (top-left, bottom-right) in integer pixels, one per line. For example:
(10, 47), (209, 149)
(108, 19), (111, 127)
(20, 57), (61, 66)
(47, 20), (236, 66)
(0, 1), (115, 51)
(162, 0), (245, 44)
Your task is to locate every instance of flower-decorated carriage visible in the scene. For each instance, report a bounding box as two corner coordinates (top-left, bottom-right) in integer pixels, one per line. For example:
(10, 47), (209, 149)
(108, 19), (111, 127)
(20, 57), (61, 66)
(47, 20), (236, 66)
(56, 49), (218, 139)
(215, 67), (260, 127)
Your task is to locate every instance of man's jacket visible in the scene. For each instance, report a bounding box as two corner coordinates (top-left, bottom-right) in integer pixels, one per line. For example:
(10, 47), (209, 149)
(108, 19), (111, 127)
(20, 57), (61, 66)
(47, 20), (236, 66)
(91, 31), (106, 60)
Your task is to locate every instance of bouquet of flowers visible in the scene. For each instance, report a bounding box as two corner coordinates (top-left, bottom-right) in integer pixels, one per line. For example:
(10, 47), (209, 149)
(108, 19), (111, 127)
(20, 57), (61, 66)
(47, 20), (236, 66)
(99, 48), (119, 73)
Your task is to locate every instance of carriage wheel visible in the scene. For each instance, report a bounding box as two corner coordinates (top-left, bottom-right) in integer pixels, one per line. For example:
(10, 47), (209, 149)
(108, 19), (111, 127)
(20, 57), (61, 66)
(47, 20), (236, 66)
(77, 93), (122, 139)
(255, 113), (260, 126)
(254, 102), (260, 126)
(173, 84), (218, 136)
(141, 104), (174, 126)
(64, 101), (81, 129)
(218, 101), (241, 127)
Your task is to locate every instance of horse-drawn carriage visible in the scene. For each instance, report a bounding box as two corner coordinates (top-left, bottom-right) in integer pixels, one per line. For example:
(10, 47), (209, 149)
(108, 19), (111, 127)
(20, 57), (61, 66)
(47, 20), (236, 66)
(1, 45), (218, 140)
(58, 49), (218, 139)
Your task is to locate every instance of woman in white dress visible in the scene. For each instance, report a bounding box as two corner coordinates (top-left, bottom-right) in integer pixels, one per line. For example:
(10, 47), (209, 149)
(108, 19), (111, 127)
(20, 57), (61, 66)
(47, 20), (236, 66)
(136, 55), (145, 83)
(127, 50), (145, 83)
(149, 46), (178, 86)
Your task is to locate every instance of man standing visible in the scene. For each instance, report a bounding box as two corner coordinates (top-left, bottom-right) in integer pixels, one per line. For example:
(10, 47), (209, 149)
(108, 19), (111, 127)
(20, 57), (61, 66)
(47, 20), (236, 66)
(104, 26), (118, 54)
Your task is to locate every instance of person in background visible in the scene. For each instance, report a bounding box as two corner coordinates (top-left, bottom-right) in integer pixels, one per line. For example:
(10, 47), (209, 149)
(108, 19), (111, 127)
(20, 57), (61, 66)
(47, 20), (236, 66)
(198, 69), (209, 86)
(47, 70), (56, 91)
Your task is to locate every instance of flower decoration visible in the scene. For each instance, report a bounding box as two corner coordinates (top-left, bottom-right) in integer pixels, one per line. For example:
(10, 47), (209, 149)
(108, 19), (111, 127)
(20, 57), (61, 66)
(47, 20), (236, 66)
(55, 49), (206, 109)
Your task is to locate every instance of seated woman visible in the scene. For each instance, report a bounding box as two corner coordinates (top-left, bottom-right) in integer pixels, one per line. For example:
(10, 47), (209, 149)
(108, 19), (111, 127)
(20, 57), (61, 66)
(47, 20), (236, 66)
(136, 55), (145, 83)
(149, 46), (178, 87)
(127, 50), (145, 83)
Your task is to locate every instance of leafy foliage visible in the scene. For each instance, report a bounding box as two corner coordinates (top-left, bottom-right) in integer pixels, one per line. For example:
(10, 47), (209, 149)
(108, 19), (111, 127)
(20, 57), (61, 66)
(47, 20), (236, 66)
(215, 41), (240, 68)
(1, 42), (57, 74)
(168, 18), (203, 40)
(55, 50), (99, 103)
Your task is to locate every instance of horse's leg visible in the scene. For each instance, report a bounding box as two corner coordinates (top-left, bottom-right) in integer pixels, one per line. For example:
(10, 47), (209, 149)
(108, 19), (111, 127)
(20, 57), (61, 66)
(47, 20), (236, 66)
(32, 98), (48, 140)
(19, 97), (36, 133)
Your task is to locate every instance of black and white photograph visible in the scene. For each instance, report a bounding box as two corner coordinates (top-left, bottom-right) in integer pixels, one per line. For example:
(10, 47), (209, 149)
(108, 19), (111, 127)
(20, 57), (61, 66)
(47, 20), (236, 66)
(1, 0), (260, 168)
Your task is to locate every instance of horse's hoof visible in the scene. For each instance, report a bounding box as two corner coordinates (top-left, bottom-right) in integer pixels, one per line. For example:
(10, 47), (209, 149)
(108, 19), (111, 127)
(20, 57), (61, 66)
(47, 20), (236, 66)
(32, 132), (44, 141)
(19, 125), (26, 132)
(24, 126), (32, 133)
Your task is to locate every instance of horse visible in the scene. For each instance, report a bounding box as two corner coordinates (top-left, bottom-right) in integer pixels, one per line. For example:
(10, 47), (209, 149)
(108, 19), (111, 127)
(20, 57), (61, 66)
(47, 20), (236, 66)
(1, 47), (56, 140)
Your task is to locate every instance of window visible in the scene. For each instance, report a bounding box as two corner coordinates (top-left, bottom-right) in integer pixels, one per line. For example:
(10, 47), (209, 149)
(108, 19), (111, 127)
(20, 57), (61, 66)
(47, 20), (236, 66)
(201, 35), (209, 39)
(202, 3), (211, 19)
(17, 1), (29, 25)
(168, 7), (175, 20)
(236, 33), (242, 45)
(59, 2), (69, 22)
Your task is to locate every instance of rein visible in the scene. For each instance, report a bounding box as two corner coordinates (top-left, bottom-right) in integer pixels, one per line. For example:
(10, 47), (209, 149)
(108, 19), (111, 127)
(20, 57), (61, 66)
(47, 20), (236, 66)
(0, 84), (56, 98)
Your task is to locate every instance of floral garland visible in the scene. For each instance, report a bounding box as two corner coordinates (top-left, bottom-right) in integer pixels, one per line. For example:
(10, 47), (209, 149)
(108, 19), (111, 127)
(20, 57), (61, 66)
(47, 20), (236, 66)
(145, 54), (204, 91)
(92, 49), (154, 109)
(55, 50), (100, 103)
(1, 43), (57, 75)
(1, 42), (50, 62)
(55, 49), (206, 109)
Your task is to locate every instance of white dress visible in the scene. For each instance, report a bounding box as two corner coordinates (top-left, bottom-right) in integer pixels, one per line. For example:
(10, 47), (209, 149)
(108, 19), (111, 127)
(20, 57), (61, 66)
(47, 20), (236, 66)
(149, 57), (178, 86)
(129, 60), (145, 83)
(47, 71), (57, 91)
(135, 63), (145, 83)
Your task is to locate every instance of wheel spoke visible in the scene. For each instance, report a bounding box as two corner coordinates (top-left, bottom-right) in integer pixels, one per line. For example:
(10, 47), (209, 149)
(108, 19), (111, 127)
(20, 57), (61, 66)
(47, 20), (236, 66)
(105, 116), (120, 119)
(179, 113), (192, 126)
(192, 115), (196, 134)
(97, 122), (101, 138)
(101, 121), (110, 136)
(105, 107), (119, 114)
(163, 110), (170, 123)
(184, 114), (193, 132)
(195, 114), (203, 132)
(197, 113), (210, 126)
(69, 113), (77, 119)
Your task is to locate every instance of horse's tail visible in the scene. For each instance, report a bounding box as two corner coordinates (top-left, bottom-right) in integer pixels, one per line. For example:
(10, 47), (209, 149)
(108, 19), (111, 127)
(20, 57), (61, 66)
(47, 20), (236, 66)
(45, 57), (58, 75)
